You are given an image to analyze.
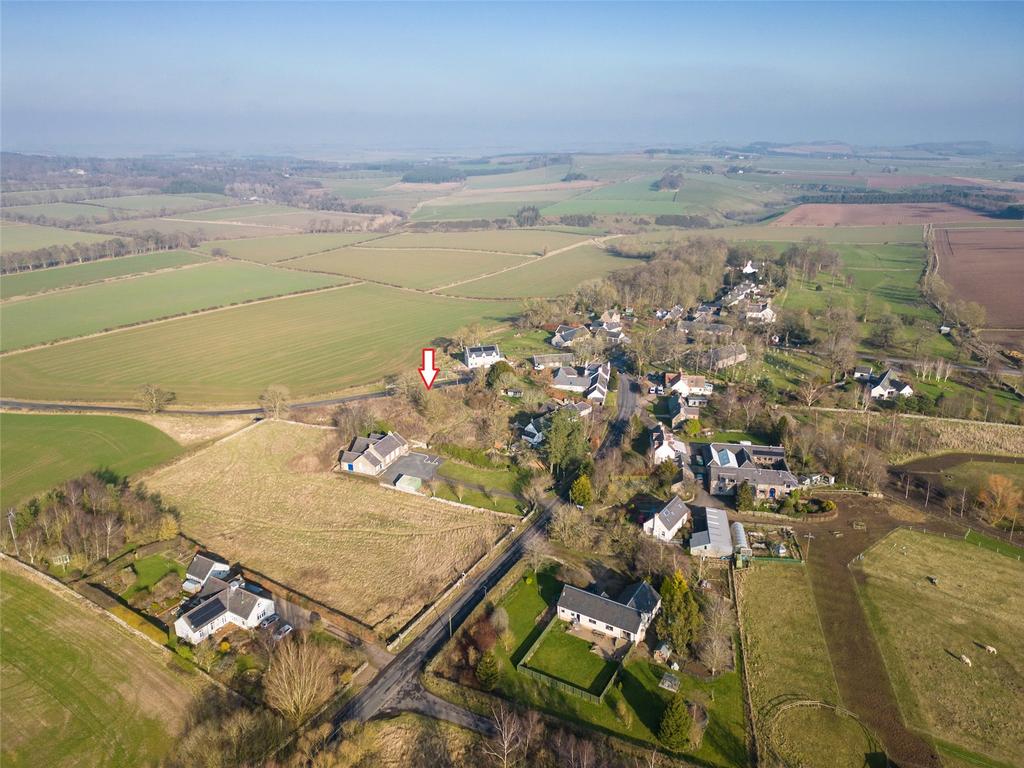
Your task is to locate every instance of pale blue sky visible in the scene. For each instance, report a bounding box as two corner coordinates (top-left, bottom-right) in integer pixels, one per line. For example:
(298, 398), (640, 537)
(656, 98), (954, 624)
(2, 2), (1022, 155)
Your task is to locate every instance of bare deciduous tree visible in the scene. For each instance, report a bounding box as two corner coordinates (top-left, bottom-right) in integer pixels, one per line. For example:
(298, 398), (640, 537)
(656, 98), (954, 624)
(259, 385), (291, 419)
(482, 702), (523, 768)
(698, 593), (736, 676)
(264, 638), (334, 726)
(136, 384), (176, 413)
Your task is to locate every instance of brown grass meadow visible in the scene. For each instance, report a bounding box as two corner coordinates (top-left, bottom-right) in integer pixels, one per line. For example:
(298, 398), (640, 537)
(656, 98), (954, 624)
(147, 420), (507, 636)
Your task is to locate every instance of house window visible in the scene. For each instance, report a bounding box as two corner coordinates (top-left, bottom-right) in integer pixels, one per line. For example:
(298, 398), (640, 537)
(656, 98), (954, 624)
(605, 625), (614, 631)
(588, 618), (596, 624)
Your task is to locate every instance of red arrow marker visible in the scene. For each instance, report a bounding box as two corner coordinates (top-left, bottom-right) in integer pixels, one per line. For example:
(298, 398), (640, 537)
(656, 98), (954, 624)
(418, 348), (439, 389)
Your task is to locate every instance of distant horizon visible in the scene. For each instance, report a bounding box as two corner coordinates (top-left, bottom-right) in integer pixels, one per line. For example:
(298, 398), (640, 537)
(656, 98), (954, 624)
(4, 1), (1023, 156)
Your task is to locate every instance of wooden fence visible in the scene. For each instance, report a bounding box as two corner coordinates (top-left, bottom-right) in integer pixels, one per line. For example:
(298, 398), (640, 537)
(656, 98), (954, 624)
(515, 616), (621, 705)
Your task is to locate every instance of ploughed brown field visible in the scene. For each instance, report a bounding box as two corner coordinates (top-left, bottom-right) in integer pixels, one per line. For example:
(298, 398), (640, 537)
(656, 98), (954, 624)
(935, 227), (1024, 329)
(774, 203), (989, 226)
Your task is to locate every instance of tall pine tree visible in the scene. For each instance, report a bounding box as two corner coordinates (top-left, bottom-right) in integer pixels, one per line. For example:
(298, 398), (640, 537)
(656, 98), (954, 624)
(658, 692), (693, 750)
(655, 569), (703, 655)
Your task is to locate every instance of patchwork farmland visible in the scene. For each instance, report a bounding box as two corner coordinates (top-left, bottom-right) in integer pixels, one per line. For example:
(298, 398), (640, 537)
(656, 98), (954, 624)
(934, 226), (1024, 333)
(147, 420), (506, 635)
(0, 283), (513, 403)
(0, 222), (120, 254)
(774, 203), (992, 226)
(194, 232), (384, 263)
(366, 229), (591, 254)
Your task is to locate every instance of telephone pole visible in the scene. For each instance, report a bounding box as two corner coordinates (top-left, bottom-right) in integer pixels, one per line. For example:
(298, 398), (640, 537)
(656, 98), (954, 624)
(803, 532), (815, 561)
(7, 510), (19, 557)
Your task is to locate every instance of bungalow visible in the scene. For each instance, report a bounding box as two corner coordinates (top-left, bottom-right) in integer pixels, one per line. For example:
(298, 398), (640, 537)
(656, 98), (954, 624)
(551, 362), (611, 404)
(689, 506), (734, 558)
(703, 442), (799, 499)
(866, 369), (914, 400)
(650, 423), (689, 465)
(551, 324), (591, 349)
(664, 373), (713, 398)
(532, 352), (574, 370)
(339, 432), (410, 476)
(181, 552), (231, 595)
(174, 577), (275, 644)
(700, 344), (748, 371)
(556, 581), (661, 643)
(643, 496), (691, 541)
(464, 344), (503, 369)
(668, 395), (702, 428)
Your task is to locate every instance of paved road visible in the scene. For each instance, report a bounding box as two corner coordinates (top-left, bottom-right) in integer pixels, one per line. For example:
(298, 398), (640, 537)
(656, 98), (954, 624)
(0, 377), (472, 417)
(598, 372), (637, 459)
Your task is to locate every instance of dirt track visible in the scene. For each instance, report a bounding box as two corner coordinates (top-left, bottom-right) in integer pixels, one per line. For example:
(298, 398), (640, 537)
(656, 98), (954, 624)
(790, 498), (955, 768)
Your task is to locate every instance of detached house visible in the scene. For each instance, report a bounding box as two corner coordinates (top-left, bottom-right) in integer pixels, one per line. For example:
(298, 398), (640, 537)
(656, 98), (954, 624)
(522, 401), (592, 446)
(174, 577), (275, 644)
(650, 423), (689, 465)
(643, 496), (691, 541)
(551, 362), (611, 404)
(668, 395), (702, 428)
(740, 300), (776, 325)
(339, 432), (409, 476)
(590, 310), (630, 345)
(557, 581), (661, 643)
(464, 345), (503, 369)
(703, 442), (798, 499)
(551, 324), (591, 349)
(181, 552), (231, 595)
(866, 369), (914, 400)
(664, 373), (713, 399)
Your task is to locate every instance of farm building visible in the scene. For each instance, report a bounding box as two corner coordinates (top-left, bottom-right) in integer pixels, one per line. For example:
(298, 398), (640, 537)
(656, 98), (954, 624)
(532, 352), (574, 370)
(556, 581), (661, 643)
(550, 324), (591, 348)
(703, 442), (798, 499)
(677, 319), (733, 338)
(339, 431), (410, 476)
(643, 496), (691, 541)
(699, 344), (748, 371)
(731, 522), (752, 558)
(174, 577), (275, 644)
(181, 552), (230, 595)
(689, 506), (734, 558)
(464, 344), (503, 369)
(853, 365), (873, 381)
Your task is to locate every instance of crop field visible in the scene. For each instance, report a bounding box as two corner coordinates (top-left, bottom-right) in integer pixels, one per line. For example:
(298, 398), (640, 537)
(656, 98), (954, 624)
(934, 227), (1024, 330)
(412, 199), (561, 222)
(171, 203), (302, 221)
(739, 564), (876, 768)
(634, 223), (925, 246)
(289, 246), (530, 289)
(0, 186), (119, 206)
(0, 283), (513, 403)
(856, 529), (1024, 766)
(0, 561), (201, 768)
(447, 243), (635, 297)
(1, 201), (119, 223)
(229, 210), (371, 229)
(0, 261), (345, 351)
(0, 222), (119, 254)
(88, 193), (231, 212)
(194, 232), (383, 263)
(775, 203), (990, 226)
(368, 229), (590, 254)
(93, 217), (292, 239)
(148, 420), (505, 634)
(0, 413), (182, 509)
(1, 250), (207, 299)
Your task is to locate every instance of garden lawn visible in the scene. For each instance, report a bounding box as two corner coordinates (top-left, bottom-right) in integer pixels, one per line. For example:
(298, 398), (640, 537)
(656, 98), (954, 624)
(856, 530), (1024, 766)
(524, 621), (618, 694)
(0, 413), (183, 509)
(0, 261), (345, 351)
(0, 562), (202, 768)
(0, 251), (206, 299)
(123, 555), (186, 600)
(0, 283), (514, 404)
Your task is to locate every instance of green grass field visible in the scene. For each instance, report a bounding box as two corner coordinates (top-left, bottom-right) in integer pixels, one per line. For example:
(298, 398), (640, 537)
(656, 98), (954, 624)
(194, 232), (383, 263)
(857, 529), (1024, 766)
(90, 193), (231, 212)
(93, 217), (292, 240)
(0, 223), (119, 254)
(0, 283), (514, 403)
(366, 229), (590, 254)
(0, 261), (345, 351)
(943, 461), (1024, 494)
(0, 186), (118, 206)
(289, 246), (530, 289)
(634, 224), (924, 245)
(412, 200), (561, 222)
(448, 244), (636, 297)
(171, 203), (301, 221)
(1, 251), (207, 299)
(0, 413), (183, 508)
(740, 564), (875, 768)
(2, 201), (117, 222)
(0, 563), (201, 768)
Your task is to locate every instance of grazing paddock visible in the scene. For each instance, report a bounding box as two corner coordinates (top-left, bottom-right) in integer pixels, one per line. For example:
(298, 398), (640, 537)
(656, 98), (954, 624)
(194, 232), (383, 263)
(148, 420), (506, 635)
(934, 227), (1024, 330)
(738, 564), (875, 768)
(412, 200), (560, 222)
(447, 244), (637, 297)
(775, 203), (990, 227)
(93, 217), (292, 240)
(0, 562), (202, 768)
(0, 222), (119, 254)
(289, 247), (529, 289)
(0, 250), (206, 299)
(0, 261), (345, 351)
(366, 229), (590, 255)
(0, 413), (182, 509)
(856, 529), (1024, 766)
(173, 204), (302, 221)
(0, 283), (513, 403)
(1, 201), (118, 223)
(88, 193), (232, 213)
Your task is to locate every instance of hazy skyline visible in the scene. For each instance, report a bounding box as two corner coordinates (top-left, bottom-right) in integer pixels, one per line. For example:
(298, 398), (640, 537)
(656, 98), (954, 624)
(2, 1), (1022, 156)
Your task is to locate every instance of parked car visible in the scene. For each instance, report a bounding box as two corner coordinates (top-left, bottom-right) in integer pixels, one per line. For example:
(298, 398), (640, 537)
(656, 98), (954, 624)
(648, 387), (657, 395)
(258, 614), (280, 630)
(273, 623), (293, 641)
(656, 386), (665, 395)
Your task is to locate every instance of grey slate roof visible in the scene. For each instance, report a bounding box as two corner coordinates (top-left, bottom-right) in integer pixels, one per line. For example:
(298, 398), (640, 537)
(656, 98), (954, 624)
(180, 578), (268, 632)
(186, 553), (228, 582)
(532, 352), (574, 367)
(654, 497), (691, 531)
(618, 581), (661, 615)
(466, 345), (500, 360)
(558, 584), (649, 634)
